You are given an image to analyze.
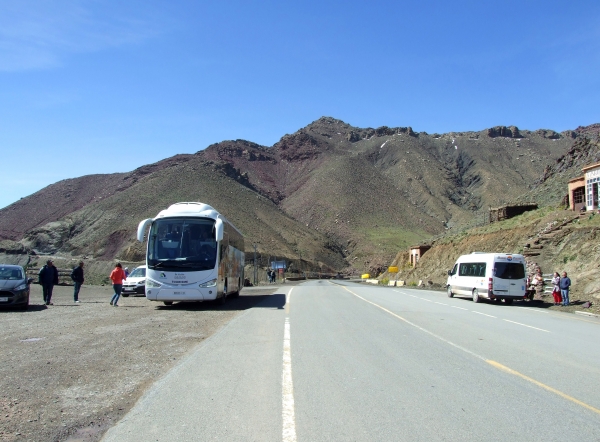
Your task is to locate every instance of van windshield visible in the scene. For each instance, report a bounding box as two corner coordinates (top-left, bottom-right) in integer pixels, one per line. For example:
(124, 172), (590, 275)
(494, 262), (525, 280)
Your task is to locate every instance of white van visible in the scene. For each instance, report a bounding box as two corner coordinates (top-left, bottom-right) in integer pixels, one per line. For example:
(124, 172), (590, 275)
(446, 253), (526, 304)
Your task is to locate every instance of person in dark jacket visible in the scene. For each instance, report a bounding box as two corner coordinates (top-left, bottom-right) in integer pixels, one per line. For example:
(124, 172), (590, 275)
(72, 261), (85, 303)
(560, 272), (572, 306)
(39, 259), (59, 305)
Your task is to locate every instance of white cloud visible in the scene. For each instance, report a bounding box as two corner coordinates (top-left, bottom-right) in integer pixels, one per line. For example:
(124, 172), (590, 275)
(0, 0), (160, 71)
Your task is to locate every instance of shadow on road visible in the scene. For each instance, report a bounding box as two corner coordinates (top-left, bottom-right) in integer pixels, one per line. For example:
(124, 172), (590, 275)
(156, 293), (286, 311)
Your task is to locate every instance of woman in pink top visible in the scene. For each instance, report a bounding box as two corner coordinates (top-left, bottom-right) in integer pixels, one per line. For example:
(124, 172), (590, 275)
(109, 263), (127, 306)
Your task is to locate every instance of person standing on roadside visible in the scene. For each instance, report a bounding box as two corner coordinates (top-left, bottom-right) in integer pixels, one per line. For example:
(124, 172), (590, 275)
(109, 263), (127, 307)
(560, 271), (571, 306)
(124, 267), (130, 278)
(71, 261), (85, 303)
(39, 259), (59, 305)
(550, 272), (562, 306)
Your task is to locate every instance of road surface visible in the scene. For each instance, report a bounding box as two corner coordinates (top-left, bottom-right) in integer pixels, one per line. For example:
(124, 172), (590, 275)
(102, 280), (600, 441)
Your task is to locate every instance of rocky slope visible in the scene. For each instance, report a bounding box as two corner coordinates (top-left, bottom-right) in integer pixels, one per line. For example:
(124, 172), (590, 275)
(383, 131), (600, 313)
(0, 117), (591, 279)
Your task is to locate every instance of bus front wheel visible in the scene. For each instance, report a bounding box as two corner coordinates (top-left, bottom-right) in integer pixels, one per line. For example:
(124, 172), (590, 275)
(216, 283), (227, 305)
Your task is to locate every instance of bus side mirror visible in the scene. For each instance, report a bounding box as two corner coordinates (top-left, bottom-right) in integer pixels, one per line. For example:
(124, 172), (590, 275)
(215, 219), (224, 241)
(137, 218), (153, 242)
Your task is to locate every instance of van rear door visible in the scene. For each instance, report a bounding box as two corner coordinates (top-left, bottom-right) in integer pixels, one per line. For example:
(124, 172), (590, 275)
(493, 261), (526, 297)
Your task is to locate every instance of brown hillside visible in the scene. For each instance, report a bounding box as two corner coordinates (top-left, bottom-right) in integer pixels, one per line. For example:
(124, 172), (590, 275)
(0, 117), (592, 279)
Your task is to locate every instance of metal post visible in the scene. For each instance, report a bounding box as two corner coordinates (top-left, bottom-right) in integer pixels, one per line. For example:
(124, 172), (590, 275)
(253, 244), (257, 286)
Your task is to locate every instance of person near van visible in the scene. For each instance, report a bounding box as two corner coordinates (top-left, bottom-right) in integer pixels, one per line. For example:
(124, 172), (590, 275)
(560, 272), (571, 306)
(532, 269), (544, 300)
(71, 261), (85, 303)
(550, 272), (561, 305)
(109, 263), (127, 307)
(39, 259), (59, 305)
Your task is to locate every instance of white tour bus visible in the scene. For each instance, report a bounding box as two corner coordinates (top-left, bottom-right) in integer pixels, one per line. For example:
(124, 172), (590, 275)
(137, 202), (245, 306)
(446, 252), (527, 304)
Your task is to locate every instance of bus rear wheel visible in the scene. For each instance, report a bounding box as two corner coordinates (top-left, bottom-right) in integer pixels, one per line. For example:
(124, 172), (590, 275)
(163, 301), (173, 306)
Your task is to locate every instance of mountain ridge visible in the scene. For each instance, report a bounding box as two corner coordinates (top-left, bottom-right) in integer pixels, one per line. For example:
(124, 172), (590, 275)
(0, 117), (594, 276)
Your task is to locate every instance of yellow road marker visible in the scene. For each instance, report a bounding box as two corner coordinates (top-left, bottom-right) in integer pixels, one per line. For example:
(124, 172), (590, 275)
(340, 284), (600, 416)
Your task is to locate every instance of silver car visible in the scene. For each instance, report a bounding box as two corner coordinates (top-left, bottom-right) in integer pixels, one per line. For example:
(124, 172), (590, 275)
(0, 265), (33, 310)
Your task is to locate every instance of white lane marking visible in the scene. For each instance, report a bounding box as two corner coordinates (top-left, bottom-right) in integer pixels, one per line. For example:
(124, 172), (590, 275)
(420, 298), (433, 302)
(452, 306), (468, 311)
(435, 302), (448, 306)
(503, 319), (550, 333)
(519, 308), (549, 314)
(342, 287), (486, 361)
(285, 288), (293, 314)
(472, 311), (497, 318)
(282, 318), (296, 442)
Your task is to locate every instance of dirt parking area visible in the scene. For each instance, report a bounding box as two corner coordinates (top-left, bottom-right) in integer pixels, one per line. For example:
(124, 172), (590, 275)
(0, 283), (278, 442)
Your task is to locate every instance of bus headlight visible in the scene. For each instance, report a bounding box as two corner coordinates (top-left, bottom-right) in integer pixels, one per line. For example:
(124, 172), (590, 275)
(146, 279), (162, 288)
(199, 278), (217, 288)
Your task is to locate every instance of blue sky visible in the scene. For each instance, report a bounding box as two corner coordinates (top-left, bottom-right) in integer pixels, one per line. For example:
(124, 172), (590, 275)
(1, 0), (599, 209)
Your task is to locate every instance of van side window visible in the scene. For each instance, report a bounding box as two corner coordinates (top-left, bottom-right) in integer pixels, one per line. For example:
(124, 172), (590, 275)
(459, 262), (486, 277)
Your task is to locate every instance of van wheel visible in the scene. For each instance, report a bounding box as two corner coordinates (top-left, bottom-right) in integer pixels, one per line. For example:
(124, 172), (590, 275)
(447, 286), (454, 298)
(472, 289), (481, 303)
(163, 301), (173, 306)
(504, 298), (513, 305)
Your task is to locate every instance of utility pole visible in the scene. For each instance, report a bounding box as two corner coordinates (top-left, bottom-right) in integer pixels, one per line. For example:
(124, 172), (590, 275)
(253, 244), (257, 286)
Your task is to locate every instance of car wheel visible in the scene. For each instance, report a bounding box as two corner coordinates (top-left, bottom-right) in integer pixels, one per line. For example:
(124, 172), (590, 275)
(122, 293), (129, 297)
(19, 298), (29, 311)
(163, 301), (173, 306)
(472, 289), (481, 303)
(447, 286), (454, 298)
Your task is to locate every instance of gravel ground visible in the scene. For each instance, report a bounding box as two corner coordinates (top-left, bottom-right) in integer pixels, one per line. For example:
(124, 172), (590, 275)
(0, 283), (278, 442)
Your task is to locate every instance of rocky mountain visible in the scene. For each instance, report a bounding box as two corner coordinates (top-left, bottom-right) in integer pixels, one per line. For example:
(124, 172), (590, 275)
(0, 117), (588, 277)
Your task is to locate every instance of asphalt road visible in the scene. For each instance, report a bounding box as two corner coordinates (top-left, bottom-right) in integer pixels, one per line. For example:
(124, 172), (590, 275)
(102, 281), (600, 441)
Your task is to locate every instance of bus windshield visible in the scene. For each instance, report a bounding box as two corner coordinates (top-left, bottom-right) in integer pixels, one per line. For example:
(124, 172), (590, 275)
(148, 218), (217, 271)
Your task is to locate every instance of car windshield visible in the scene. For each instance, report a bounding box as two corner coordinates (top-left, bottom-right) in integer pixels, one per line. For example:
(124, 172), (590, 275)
(129, 267), (146, 278)
(147, 218), (217, 271)
(494, 262), (525, 279)
(0, 267), (23, 280)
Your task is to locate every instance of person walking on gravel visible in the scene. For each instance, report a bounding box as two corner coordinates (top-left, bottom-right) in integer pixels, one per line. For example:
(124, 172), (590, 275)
(39, 259), (59, 305)
(109, 263), (127, 307)
(71, 261), (85, 303)
(560, 271), (571, 306)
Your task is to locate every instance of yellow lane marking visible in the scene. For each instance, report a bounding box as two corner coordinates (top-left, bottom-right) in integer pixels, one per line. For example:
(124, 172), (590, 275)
(341, 285), (600, 416)
(486, 360), (600, 416)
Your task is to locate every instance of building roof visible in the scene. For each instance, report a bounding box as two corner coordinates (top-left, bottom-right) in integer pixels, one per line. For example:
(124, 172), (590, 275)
(582, 161), (600, 172)
(568, 176), (585, 183)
